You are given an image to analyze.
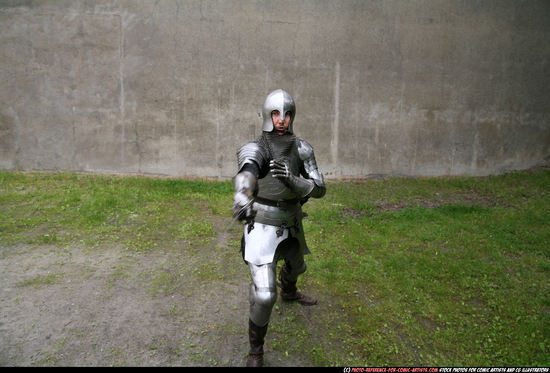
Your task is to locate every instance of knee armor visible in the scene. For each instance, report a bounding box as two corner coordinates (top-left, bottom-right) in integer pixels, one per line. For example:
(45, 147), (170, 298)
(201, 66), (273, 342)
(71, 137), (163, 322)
(248, 263), (277, 326)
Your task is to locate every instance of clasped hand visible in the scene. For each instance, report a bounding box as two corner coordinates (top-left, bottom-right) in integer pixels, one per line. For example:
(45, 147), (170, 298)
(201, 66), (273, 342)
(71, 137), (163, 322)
(270, 159), (292, 181)
(270, 158), (314, 199)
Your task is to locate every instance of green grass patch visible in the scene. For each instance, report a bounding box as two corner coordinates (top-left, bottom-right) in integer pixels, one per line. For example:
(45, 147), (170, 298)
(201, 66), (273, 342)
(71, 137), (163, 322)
(16, 272), (65, 288)
(1, 169), (549, 366)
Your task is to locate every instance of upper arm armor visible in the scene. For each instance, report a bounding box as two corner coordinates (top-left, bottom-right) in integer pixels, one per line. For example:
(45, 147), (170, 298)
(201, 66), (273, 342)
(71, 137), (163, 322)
(297, 138), (326, 198)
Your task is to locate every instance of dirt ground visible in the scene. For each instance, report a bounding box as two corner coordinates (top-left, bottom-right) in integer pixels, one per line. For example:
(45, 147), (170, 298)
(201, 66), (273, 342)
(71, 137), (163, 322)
(0, 218), (317, 367)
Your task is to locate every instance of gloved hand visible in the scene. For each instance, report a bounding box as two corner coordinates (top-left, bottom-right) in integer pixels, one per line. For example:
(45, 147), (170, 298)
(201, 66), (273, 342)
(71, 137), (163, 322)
(270, 159), (292, 180)
(270, 159), (314, 199)
(232, 191), (256, 221)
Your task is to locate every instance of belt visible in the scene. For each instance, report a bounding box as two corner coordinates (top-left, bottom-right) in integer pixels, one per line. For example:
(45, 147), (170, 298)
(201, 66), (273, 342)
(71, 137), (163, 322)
(254, 197), (300, 208)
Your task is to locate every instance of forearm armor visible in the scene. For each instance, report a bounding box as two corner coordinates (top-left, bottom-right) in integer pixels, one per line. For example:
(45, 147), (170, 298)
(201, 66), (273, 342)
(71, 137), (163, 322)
(297, 139), (326, 199)
(233, 170), (258, 219)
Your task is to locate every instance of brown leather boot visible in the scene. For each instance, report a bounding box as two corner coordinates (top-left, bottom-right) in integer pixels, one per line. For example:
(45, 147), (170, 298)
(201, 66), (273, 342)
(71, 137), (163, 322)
(278, 264), (318, 306)
(246, 319), (269, 367)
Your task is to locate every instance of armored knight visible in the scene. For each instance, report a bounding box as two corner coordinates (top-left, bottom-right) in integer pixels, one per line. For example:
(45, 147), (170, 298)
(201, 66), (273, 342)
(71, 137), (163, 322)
(232, 89), (326, 367)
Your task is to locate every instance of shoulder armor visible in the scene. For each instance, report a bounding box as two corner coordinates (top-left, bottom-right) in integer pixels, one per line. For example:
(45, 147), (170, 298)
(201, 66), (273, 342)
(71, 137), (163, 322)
(237, 142), (268, 173)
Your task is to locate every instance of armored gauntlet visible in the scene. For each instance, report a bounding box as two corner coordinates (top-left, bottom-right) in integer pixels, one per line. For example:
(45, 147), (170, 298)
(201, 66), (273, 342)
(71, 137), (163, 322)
(269, 159), (315, 199)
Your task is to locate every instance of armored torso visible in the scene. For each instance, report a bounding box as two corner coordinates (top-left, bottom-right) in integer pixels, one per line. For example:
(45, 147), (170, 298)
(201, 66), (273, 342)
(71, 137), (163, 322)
(255, 132), (302, 203)
(236, 130), (325, 265)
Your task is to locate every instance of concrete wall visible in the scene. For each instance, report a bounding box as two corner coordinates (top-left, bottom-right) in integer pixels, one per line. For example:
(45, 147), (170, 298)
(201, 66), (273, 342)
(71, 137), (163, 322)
(1, 0), (549, 179)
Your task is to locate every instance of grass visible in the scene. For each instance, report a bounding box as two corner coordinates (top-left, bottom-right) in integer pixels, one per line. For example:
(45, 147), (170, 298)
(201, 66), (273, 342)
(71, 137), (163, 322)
(301, 170), (550, 366)
(0, 171), (230, 251)
(1, 169), (549, 366)
(16, 271), (65, 288)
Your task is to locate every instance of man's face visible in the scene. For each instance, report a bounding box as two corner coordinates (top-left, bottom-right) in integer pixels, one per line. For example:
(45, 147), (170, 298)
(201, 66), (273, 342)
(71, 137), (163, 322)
(271, 110), (291, 135)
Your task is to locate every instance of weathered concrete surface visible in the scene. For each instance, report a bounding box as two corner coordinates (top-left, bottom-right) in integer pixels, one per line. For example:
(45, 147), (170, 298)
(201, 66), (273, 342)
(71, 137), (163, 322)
(1, 0), (549, 178)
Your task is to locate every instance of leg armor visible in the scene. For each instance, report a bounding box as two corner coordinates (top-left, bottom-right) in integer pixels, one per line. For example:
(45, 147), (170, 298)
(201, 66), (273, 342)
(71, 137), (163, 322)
(248, 261), (278, 327)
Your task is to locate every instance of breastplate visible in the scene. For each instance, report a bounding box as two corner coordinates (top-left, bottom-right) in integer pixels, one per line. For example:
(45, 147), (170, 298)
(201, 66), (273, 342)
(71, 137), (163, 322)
(256, 133), (301, 202)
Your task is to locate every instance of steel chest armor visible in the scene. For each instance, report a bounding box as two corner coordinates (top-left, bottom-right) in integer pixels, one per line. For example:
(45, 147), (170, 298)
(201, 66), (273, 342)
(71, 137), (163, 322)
(235, 89), (326, 265)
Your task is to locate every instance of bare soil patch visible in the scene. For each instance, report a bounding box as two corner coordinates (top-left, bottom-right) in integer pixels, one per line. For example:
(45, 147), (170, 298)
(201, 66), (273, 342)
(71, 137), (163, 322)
(376, 191), (501, 213)
(0, 223), (314, 366)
